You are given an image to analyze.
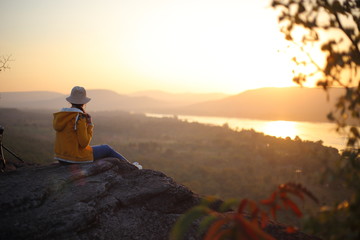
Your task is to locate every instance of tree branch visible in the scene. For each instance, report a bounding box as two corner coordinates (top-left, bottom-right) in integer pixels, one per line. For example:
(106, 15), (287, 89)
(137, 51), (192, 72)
(329, 1), (360, 58)
(0, 55), (12, 72)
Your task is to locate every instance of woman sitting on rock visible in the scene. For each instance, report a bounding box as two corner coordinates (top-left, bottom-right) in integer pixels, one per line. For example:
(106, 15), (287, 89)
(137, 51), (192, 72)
(53, 86), (141, 169)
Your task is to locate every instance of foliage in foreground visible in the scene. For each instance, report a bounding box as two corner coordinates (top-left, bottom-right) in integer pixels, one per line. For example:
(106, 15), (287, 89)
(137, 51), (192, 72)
(271, 0), (360, 239)
(172, 0), (360, 239)
(302, 148), (360, 239)
(170, 183), (318, 240)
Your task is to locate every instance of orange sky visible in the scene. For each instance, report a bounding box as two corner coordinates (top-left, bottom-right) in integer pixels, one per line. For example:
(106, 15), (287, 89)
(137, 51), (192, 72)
(0, 0), (305, 94)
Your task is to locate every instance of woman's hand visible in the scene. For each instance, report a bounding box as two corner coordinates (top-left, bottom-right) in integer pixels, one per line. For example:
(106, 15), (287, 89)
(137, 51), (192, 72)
(85, 113), (92, 124)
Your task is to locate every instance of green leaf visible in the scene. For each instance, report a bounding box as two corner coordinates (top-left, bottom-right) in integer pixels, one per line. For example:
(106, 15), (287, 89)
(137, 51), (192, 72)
(201, 195), (221, 207)
(219, 198), (240, 212)
(198, 215), (219, 236)
(169, 206), (211, 240)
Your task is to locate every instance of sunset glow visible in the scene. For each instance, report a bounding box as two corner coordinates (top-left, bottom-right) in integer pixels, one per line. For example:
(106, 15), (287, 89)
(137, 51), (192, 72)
(0, 0), (307, 94)
(262, 121), (299, 139)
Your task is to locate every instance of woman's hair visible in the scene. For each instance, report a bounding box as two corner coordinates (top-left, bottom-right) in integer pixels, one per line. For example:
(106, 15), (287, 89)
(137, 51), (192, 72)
(71, 103), (85, 113)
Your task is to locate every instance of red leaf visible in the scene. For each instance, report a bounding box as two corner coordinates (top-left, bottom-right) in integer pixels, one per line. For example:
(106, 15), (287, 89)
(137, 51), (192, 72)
(238, 199), (248, 213)
(212, 229), (233, 240)
(281, 182), (319, 203)
(234, 215), (276, 240)
(261, 192), (276, 205)
(260, 199), (273, 205)
(204, 218), (229, 240)
(270, 204), (281, 219)
(285, 226), (298, 233)
(248, 200), (260, 222)
(284, 187), (304, 201)
(283, 198), (302, 218)
(260, 212), (269, 228)
(280, 192), (287, 199)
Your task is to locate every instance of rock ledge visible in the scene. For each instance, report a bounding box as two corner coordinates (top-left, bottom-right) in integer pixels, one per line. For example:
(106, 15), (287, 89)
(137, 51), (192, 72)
(0, 158), (199, 240)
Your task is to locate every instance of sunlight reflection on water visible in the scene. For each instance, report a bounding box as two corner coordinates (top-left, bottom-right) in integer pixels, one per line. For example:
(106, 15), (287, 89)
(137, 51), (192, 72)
(262, 121), (298, 139)
(146, 113), (347, 150)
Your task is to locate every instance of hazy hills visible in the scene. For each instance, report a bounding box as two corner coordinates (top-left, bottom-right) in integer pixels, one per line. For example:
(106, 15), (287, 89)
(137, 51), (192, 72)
(131, 90), (229, 106)
(0, 87), (344, 122)
(0, 89), (227, 111)
(168, 87), (344, 122)
(0, 90), (169, 112)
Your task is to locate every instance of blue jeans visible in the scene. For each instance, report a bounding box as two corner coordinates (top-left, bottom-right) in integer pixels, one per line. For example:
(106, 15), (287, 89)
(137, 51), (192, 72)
(92, 144), (129, 162)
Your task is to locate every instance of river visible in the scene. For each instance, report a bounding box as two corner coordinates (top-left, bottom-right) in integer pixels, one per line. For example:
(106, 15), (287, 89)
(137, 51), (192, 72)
(146, 113), (347, 150)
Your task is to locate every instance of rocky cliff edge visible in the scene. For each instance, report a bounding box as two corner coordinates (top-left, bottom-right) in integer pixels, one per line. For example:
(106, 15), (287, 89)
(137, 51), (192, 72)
(0, 158), (200, 240)
(0, 158), (320, 240)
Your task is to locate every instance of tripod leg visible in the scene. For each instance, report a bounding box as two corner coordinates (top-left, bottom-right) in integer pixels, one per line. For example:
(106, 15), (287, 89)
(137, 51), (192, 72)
(0, 145), (6, 171)
(2, 145), (24, 162)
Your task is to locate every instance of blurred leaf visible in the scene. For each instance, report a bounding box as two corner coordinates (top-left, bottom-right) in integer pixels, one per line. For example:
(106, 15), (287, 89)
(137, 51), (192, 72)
(260, 212), (269, 228)
(201, 195), (221, 207)
(212, 228), (233, 240)
(298, 3), (305, 14)
(285, 33), (293, 41)
(204, 218), (229, 240)
(234, 215), (276, 240)
(270, 204), (281, 219)
(282, 198), (303, 218)
(237, 199), (248, 213)
(169, 206), (211, 240)
(198, 215), (218, 236)
(285, 226), (298, 233)
(247, 200), (260, 222)
(281, 182), (319, 204)
(261, 192), (276, 206)
(219, 198), (240, 212)
(327, 112), (335, 121)
(350, 127), (359, 137)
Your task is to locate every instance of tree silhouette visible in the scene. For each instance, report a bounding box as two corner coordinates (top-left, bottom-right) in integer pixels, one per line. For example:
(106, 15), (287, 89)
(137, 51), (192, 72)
(171, 1), (359, 239)
(272, 0), (360, 143)
(271, 0), (360, 239)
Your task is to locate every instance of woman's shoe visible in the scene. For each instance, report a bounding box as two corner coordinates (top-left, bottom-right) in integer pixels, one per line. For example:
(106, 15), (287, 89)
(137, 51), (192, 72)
(132, 162), (142, 169)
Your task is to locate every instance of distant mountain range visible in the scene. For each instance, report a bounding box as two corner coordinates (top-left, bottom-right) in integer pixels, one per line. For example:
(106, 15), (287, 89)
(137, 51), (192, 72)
(131, 90), (229, 106)
(166, 87), (344, 122)
(0, 87), (344, 122)
(0, 90), (166, 112)
(0, 89), (229, 112)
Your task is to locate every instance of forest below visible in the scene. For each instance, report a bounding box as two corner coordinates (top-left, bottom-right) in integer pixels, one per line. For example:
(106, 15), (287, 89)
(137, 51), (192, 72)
(0, 108), (348, 225)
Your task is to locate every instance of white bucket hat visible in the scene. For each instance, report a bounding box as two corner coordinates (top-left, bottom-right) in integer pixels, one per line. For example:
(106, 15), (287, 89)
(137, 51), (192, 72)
(66, 86), (91, 104)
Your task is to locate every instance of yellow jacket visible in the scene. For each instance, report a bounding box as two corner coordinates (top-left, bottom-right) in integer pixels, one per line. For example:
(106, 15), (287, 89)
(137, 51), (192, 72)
(53, 108), (94, 163)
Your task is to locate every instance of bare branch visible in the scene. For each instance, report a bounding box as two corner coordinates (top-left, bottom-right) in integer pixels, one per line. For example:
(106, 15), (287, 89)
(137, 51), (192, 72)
(0, 55), (13, 72)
